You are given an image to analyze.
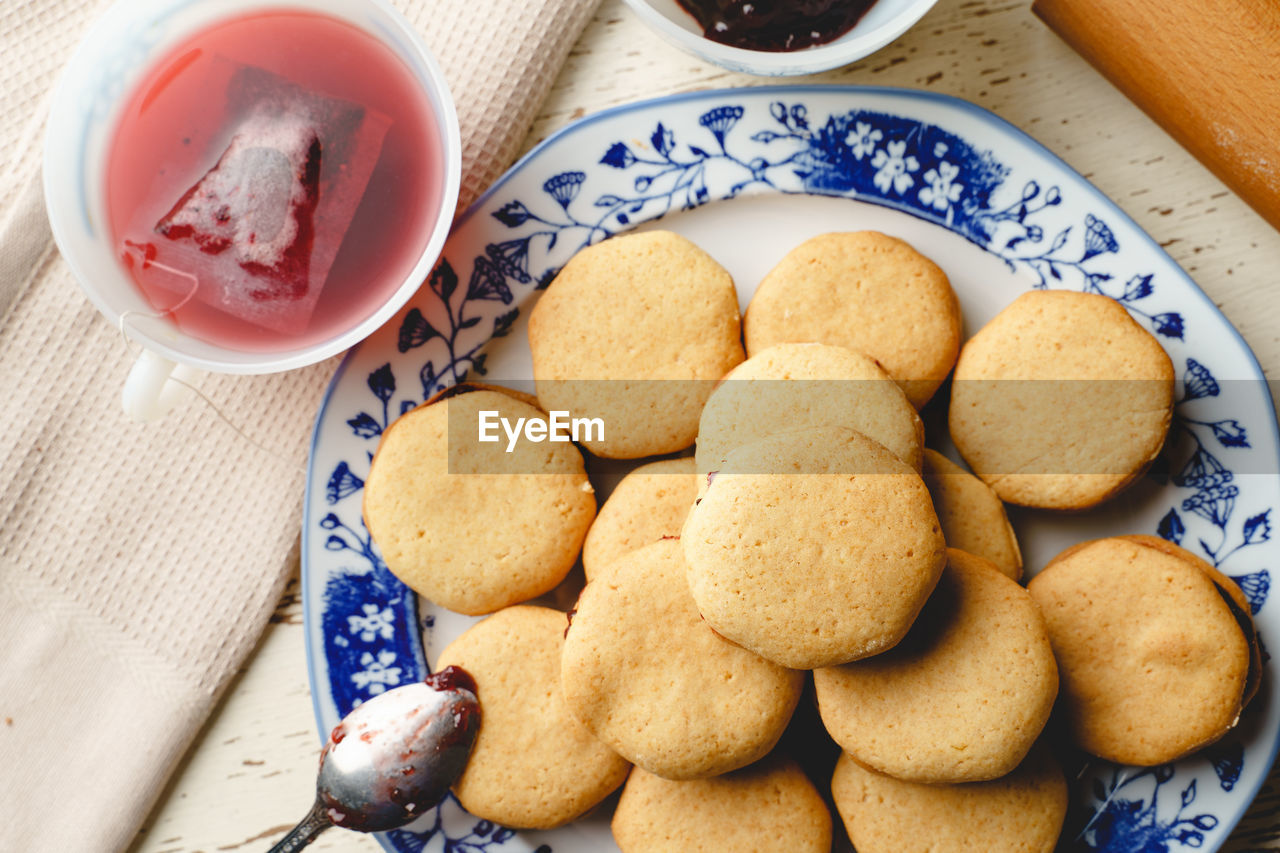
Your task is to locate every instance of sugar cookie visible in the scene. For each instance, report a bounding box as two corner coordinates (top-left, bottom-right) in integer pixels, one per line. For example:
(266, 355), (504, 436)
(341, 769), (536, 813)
(830, 748), (1068, 853)
(582, 458), (698, 581)
(612, 756), (831, 853)
(561, 539), (803, 779)
(363, 386), (595, 615)
(815, 549), (1057, 783)
(949, 290), (1175, 510)
(922, 449), (1022, 580)
(743, 231), (962, 407)
(436, 606), (630, 828)
(529, 230), (745, 458)
(1027, 535), (1257, 765)
(682, 426), (945, 669)
(695, 342), (923, 478)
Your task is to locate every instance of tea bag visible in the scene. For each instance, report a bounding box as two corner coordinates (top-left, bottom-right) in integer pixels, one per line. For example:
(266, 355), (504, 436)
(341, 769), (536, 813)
(132, 61), (391, 334)
(155, 107), (321, 300)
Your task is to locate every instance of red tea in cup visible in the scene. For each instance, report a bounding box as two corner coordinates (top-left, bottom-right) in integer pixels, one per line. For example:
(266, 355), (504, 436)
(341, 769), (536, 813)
(106, 9), (444, 352)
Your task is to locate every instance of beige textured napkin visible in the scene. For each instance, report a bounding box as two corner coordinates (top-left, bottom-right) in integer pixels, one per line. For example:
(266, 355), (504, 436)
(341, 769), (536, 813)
(0, 1), (599, 850)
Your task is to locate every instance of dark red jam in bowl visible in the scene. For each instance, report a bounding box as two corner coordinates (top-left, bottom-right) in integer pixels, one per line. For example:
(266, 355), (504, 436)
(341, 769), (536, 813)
(675, 0), (878, 52)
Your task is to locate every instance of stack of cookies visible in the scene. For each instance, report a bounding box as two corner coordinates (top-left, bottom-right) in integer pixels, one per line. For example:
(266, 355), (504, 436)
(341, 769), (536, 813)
(362, 229), (1259, 851)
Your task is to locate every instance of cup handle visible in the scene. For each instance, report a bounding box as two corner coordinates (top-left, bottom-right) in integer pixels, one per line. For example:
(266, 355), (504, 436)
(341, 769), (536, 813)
(122, 349), (197, 421)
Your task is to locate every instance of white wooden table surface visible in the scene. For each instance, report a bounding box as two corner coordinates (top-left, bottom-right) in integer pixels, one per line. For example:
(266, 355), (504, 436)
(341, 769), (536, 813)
(127, 1), (1280, 850)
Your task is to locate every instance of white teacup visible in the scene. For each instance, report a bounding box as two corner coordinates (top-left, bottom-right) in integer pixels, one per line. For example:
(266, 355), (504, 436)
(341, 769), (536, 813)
(44, 0), (461, 420)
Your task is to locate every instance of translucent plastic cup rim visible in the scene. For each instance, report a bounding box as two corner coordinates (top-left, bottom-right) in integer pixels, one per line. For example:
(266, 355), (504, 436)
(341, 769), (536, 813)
(43, 0), (462, 377)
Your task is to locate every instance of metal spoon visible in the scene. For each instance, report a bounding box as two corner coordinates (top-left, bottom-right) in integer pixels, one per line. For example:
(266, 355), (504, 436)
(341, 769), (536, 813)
(268, 666), (480, 852)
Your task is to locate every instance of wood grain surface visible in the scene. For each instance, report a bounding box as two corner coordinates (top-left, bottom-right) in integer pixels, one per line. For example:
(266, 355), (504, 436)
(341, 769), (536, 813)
(127, 0), (1280, 851)
(1034, 0), (1280, 232)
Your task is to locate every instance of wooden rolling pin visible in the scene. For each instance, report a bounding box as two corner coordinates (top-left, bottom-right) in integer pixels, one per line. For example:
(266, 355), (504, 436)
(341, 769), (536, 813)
(1033, 0), (1280, 232)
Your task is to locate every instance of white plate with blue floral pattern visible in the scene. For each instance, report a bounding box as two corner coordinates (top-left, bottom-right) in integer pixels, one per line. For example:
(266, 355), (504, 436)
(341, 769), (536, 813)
(303, 86), (1280, 853)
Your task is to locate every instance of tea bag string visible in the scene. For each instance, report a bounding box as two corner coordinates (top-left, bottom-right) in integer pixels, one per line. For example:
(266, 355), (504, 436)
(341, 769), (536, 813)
(115, 253), (306, 475)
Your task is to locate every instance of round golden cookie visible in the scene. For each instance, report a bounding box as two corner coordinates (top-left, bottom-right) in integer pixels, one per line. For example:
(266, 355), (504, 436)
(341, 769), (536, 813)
(363, 387), (595, 616)
(1027, 535), (1257, 766)
(612, 756), (832, 853)
(528, 230), (745, 458)
(582, 458), (698, 581)
(561, 539), (804, 780)
(682, 426), (946, 669)
(435, 606), (630, 829)
(743, 231), (962, 408)
(830, 748), (1068, 853)
(949, 290), (1175, 510)
(922, 449), (1022, 580)
(815, 549), (1058, 782)
(695, 343), (924, 480)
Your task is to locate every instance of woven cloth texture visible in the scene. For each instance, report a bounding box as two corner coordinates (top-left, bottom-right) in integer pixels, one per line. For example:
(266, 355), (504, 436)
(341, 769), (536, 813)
(0, 1), (598, 850)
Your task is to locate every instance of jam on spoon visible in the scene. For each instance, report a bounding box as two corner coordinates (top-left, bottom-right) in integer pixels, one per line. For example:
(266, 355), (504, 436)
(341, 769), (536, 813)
(675, 0), (878, 52)
(267, 666), (480, 852)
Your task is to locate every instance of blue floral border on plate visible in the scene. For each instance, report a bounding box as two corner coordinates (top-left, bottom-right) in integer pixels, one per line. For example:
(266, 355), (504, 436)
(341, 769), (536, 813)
(302, 86), (1280, 853)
